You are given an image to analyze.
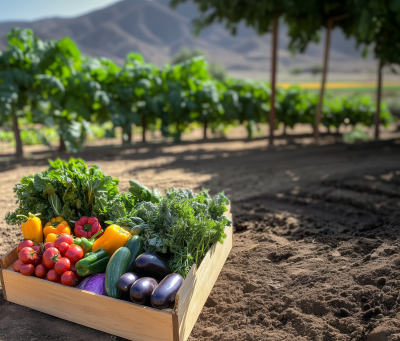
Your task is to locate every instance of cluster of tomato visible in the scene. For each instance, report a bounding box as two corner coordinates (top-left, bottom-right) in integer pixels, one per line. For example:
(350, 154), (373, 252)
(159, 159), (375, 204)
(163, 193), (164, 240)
(13, 234), (84, 287)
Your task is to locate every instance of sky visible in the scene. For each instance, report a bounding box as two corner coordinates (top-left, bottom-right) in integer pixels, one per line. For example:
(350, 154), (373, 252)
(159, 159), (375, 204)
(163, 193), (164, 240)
(0, 0), (123, 22)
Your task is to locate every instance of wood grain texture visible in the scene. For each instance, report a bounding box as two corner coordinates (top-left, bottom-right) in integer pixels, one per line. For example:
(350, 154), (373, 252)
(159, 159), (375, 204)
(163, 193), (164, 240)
(173, 209), (233, 341)
(0, 246), (18, 269)
(2, 269), (174, 341)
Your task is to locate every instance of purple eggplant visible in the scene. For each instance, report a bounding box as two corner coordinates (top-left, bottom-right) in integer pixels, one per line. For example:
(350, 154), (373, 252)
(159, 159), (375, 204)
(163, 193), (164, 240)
(134, 253), (170, 279)
(130, 277), (158, 305)
(118, 272), (141, 295)
(151, 273), (183, 309)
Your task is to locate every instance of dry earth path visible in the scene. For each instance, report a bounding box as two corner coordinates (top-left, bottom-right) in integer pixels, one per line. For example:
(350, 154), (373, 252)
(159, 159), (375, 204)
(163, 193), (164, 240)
(1, 137), (400, 340)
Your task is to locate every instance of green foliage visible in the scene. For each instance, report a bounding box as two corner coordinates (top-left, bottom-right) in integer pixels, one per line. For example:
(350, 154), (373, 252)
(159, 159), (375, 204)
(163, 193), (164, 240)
(172, 47), (207, 64)
(344, 0), (400, 67)
(5, 158), (134, 226)
(275, 87), (394, 132)
(172, 47), (227, 81)
(139, 188), (230, 277)
(290, 67), (303, 75)
(0, 26), (396, 152)
(310, 65), (323, 75)
(342, 126), (372, 143)
(224, 78), (270, 138)
(208, 61), (227, 82)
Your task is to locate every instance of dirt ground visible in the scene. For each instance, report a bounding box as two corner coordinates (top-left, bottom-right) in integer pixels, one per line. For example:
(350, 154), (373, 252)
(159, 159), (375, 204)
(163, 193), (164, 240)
(1, 132), (400, 341)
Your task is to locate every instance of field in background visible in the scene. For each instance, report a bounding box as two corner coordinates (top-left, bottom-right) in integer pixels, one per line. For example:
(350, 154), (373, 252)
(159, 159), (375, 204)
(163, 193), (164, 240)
(278, 81), (400, 90)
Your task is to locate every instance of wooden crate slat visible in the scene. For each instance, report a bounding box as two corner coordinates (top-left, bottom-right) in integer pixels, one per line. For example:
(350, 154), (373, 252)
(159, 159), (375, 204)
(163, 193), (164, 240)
(2, 270), (174, 341)
(0, 246), (18, 269)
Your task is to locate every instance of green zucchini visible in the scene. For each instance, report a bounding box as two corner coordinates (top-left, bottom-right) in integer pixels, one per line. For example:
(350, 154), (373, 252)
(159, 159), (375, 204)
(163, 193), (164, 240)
(125, 235), (144, 272)
(105, 247), (131, 298)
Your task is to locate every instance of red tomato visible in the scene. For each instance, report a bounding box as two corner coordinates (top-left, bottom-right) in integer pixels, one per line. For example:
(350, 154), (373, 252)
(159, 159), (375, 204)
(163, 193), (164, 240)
(69, 263), (84, 281)
(44, 242), (55, 250)
(20, 263), (35, 276)
(87, 216), (98, 225)
(13, 259), (23, 272)
(19, 247), (37, 264)
(32, 256), (42, 267)
(58, 242), (70, 256)
(46, 269), (60, 282)
(43, 247), (61, 269)
(54, 257), (70, 275)
(61, 271), (78, 287)
(55, 234), (74, 248)
(32, 245), (42, 256)
(18, 240), (34, 252)
(35, 264), (47, 278)
(65, 245), (83, 263)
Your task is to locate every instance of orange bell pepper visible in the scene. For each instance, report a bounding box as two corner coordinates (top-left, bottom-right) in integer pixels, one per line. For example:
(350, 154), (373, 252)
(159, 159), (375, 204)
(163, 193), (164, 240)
(43, 216), (71, 237)
(92, 224), (130, 256)
(17, 212), (43, 244)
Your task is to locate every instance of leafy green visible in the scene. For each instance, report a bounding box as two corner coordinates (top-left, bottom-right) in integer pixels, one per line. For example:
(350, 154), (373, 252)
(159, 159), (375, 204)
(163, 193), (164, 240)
(5, 157), (135, 226)
(139, 188), (231, 277)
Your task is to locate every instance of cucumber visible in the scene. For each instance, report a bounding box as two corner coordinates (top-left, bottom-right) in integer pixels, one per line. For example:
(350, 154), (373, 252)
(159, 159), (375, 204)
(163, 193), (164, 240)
(131, 223), (147, 236)
(105, 247), (131, 298)
(125, 235), (144, 272)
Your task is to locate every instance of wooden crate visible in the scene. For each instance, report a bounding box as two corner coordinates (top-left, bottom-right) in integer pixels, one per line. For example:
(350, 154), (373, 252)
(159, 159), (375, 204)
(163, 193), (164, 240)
(0, 210), (232, 341)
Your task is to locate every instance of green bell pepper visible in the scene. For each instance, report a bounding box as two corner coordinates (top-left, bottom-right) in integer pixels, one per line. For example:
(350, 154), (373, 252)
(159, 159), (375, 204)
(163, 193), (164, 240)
(75, 248), (110, 277)
(74, 229), (103, 254)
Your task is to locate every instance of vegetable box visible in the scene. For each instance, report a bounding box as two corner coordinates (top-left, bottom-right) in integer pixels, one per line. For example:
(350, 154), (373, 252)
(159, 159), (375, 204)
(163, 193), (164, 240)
(0, 208), (232, 341)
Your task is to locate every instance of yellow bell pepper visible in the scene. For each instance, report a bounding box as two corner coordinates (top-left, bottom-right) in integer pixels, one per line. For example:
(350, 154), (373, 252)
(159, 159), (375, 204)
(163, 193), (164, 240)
(45, 233), (58, 244)
(43, 216), (71, 237)
(17, 212), (43, 244)
(92, 224), (130, 256)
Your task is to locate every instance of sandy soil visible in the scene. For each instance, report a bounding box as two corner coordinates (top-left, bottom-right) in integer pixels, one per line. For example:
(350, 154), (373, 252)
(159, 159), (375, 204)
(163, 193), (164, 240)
(1, 133), (400, 341)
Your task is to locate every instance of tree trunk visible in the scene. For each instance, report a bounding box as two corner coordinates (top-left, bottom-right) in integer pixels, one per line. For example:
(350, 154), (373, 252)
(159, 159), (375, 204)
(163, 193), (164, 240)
(142, 116), (146, 143)
(203, 120), (208, 140)
(315, 18), (333, 139)
(283, 123), (287, 136)
(375, 61), (382, 140)
(122, 126), (132, 144)
(269, 16), (279, 146)
(59, 134), (66, 152)
(12, 113), (23, 157)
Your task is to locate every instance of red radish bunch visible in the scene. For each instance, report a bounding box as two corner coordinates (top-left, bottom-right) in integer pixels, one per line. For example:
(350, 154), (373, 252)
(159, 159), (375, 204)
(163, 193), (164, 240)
(14, 235), (84, 287)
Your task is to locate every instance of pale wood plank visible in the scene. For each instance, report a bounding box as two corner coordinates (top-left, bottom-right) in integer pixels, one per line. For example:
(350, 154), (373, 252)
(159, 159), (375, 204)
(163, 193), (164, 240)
(2, 269), (174, 341)
(173, 265), (197, 313)
(174, 210), (233, 341)
(0, 246), (18, 269)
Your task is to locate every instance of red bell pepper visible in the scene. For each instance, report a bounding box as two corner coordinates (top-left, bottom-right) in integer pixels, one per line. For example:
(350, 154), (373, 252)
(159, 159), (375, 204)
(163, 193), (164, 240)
(75, 216), (101, 238)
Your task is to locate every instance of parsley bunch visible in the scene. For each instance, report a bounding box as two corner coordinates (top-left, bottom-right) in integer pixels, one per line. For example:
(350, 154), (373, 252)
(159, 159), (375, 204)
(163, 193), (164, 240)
(140, 188), (231, 277)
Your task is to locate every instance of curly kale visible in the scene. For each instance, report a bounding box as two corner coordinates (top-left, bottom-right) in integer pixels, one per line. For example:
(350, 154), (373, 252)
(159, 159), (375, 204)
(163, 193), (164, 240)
(140, 188), (231, 277)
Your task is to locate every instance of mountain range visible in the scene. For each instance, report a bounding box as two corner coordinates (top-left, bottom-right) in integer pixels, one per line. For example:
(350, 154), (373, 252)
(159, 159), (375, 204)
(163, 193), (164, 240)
(0, 0), (376, 79)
